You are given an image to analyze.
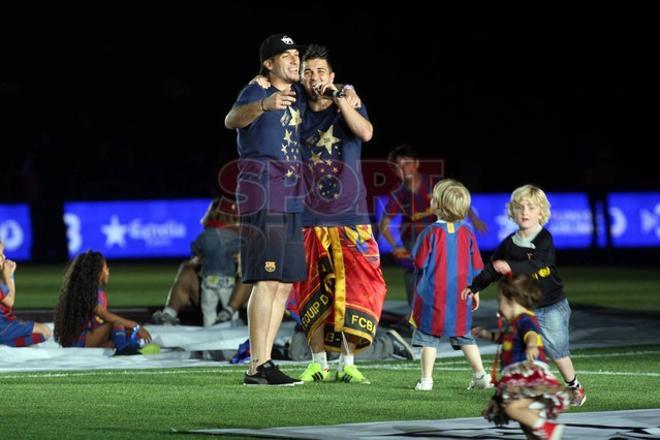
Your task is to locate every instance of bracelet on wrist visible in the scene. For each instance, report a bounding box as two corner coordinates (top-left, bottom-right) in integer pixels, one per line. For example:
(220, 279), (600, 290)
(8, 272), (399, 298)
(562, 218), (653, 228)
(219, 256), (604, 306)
(337, 84), (353, 98)
(259, 98), (267, 112)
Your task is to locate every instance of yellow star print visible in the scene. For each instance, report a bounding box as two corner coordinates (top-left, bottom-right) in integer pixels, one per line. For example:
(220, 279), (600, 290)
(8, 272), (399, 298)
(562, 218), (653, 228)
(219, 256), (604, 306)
(288, 107), (302, 129)
(316, 125), (340, 155)
(283, 129), (293, 145)
(310, 151), (323, 165)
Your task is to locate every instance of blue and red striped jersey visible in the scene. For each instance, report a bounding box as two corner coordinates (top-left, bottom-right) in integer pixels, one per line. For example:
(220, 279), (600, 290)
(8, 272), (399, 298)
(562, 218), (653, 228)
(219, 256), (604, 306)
(0, 282), (15, 321)
(501, 311), (547, 368)
(410, 220), (483, 337)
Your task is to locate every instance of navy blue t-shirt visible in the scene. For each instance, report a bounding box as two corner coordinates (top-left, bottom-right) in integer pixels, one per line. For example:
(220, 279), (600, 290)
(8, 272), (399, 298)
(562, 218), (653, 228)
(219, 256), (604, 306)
(233, 82), (307, 214)
(300, 103), (370, 227)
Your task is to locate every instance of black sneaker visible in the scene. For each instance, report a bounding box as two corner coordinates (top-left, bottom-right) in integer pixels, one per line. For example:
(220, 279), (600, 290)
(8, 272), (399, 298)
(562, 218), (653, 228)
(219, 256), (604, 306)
(243, 361), (303, 386)
(387, 329), (414, 360)
(114, 345), (141, 356)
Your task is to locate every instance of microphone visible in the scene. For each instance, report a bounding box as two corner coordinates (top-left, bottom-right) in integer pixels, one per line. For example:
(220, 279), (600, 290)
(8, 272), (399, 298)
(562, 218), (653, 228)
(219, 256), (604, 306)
(315, 85), (345, 98)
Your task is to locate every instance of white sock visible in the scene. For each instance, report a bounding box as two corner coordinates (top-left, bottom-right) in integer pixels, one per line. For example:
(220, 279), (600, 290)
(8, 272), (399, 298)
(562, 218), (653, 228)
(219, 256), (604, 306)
(420, 377), (433, 384)
(163, 307), (177, 318)
(339, 354), (354, 372)
(474, 370), (487, 379)
(225, 305), (235, 314)
(312, 352), (328, 370)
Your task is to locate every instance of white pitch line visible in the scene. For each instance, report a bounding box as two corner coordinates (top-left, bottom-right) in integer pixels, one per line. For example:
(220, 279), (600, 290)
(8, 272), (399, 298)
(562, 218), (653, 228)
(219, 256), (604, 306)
(2, 365), (660, 381)
(1, 349), (659, 380)
(358, 363), (660, 377)
(0, 368), (239, 380)
(418, 349), (660, 364)
(570, 350), (660, 358)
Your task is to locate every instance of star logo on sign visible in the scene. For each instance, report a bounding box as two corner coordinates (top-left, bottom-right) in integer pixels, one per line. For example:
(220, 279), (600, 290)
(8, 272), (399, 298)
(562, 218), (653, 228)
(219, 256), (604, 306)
(102, 215), (128, 248)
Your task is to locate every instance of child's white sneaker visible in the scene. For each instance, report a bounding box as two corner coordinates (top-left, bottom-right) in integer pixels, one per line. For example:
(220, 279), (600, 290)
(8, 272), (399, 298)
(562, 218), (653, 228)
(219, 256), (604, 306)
(414, 379), (433, 391)
(467, 373), (493, 390)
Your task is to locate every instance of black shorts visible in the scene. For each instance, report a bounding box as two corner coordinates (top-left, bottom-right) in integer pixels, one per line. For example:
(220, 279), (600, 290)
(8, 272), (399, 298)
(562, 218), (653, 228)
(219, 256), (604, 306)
(239, 211), (306, 283)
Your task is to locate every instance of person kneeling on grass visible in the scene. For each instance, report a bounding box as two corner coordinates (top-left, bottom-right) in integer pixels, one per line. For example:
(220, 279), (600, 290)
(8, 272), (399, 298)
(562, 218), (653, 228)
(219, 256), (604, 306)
(474, 275), (569, 440)
(53, 250), (159, 355)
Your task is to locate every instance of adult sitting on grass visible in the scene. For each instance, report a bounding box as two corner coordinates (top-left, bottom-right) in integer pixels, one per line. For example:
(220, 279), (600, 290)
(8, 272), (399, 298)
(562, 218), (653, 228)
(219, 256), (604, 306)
(53, 250), (158, 355)
(151, 258), (252, 327)
(152, 198), (251, 326)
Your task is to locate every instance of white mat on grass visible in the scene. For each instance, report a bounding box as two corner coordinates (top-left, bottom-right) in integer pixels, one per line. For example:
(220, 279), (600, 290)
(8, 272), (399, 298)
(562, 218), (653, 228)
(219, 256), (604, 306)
(0, 321), (256, 372)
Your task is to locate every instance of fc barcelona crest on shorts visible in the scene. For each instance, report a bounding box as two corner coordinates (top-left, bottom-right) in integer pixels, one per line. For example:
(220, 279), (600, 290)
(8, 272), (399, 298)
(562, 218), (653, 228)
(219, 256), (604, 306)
(264, 261), (277, 273)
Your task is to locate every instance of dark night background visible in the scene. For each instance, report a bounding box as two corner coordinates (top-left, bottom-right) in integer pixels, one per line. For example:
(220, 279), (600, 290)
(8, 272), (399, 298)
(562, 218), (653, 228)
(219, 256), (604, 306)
(1, 6), (658, 261)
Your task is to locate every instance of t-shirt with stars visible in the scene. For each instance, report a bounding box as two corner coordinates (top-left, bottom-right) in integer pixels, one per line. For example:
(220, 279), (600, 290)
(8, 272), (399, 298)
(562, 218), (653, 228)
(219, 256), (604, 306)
(233, 82), (307, 214)
(300, 103), (370, 227)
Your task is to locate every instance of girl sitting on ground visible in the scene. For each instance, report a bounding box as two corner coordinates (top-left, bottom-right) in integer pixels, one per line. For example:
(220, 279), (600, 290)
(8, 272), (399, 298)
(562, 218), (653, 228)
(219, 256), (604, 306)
(54, 250), (157, 354)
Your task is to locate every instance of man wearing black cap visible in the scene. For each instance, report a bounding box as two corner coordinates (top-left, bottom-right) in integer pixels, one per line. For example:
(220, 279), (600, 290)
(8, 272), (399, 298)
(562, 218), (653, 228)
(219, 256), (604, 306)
(225, 33), (307, 385)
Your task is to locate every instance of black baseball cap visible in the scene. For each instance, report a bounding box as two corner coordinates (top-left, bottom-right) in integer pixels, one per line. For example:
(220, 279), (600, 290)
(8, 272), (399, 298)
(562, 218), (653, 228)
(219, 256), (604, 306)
(259, 33), (305, 63)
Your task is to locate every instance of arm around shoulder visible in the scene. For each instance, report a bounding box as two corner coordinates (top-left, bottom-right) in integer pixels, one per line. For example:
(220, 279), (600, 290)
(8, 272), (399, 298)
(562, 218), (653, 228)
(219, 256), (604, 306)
(335, 97), (372, 142)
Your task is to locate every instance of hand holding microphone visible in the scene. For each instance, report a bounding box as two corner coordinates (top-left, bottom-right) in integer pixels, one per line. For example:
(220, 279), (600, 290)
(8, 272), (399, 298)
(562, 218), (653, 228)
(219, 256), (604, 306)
(314, 83), (345, 99)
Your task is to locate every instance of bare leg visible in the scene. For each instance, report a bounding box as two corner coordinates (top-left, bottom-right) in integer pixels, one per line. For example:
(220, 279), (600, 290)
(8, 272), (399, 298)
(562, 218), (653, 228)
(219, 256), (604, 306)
(165, 260), (200, 312)
(461, 344), (486, 374)
(83, 322), (114, 348)
(342, 334), (363, 355)
(247, 281), (279, 374)
(263, 282), (292, 359)
(504, 399), (541, 431)
(308, 324), (326, 353)
(554, 356), (577, 382)
(32, 322), (52, 340)
(420, 347), (437, 379)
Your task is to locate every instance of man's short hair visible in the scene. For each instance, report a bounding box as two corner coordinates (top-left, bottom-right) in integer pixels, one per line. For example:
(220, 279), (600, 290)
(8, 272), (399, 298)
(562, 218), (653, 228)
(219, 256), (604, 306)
(388, 144), (419, 162)
(302, 43), (332, 71)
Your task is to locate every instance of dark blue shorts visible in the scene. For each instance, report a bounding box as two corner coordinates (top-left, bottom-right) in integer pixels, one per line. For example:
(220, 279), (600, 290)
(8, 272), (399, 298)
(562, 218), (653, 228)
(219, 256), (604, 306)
(239, 211), (306, 283)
